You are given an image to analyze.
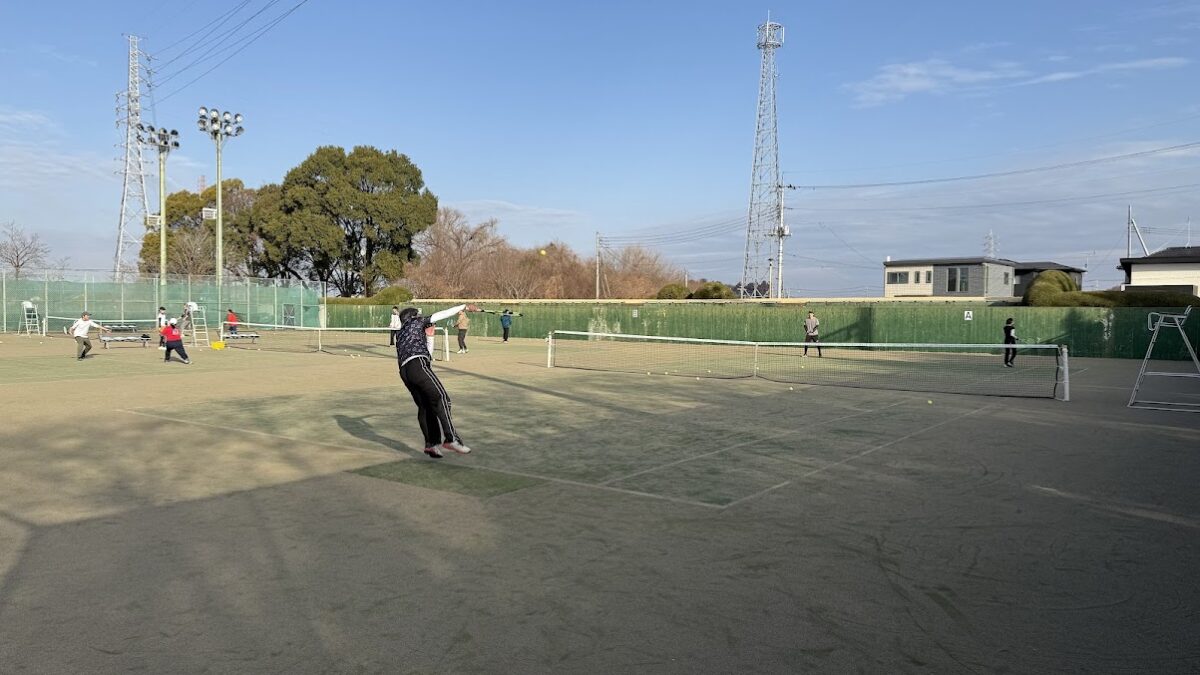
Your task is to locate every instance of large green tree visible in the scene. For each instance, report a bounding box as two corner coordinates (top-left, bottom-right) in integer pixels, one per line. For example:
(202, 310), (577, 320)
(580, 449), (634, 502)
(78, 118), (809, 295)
(138, 179), (255, 276)
(279, 145), (437, 296)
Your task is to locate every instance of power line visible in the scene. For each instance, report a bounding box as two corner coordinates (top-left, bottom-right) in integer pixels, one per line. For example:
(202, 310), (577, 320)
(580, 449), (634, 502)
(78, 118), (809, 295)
(154, 0), (311, 104)
(152, 0), (284, 85)
(148, 0), (251, 59)
(785, 141), (1200, 190)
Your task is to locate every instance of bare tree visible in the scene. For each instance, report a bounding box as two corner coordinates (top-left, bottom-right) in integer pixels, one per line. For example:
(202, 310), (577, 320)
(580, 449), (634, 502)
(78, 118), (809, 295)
(171, 226), (216, 276)
(408, 208), (507, 297)
(602, 245), (681, 298)
(0, 222), (51, 279)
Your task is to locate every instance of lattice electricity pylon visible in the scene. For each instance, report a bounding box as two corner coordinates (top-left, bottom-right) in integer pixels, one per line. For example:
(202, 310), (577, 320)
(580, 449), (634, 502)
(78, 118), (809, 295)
(1128, 305), (1200, 412)
(739, 17), (784, 299)
(114, 34), (150, 281)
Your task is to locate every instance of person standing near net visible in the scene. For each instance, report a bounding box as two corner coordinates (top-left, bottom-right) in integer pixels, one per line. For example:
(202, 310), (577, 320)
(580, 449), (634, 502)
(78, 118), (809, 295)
(156, 306), (168, 350)
(803, 310), (822, 357)
(500, 309), (514, 343)
(1003, 317), (1018, 367)
(388, 306), (402, 346)
(455, 309), (470, 354)
(69, 312), (111, 360)
(395, 304), (474, 458)
(225, 309), (239, 336)
(161, 318), (191, 364)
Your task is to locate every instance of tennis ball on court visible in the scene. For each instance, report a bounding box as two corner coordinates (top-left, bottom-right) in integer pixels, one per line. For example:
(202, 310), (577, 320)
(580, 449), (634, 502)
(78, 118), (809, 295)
(927, 400), (933, 404)
(647, 371), (651, 375)
(789, 387), (794, 391)
(696, 377), (700, 380)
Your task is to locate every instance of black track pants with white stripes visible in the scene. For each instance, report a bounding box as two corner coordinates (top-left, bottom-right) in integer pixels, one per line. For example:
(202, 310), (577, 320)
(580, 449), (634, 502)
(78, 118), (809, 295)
(399, 356), (461, 448)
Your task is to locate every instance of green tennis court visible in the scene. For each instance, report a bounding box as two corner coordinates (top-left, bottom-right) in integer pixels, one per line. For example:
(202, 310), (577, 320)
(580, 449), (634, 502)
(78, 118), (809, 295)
(0, 331), (1197, 672)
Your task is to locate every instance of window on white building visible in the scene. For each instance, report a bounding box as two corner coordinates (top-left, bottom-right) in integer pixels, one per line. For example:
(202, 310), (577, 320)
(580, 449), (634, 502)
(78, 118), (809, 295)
(886, 271), (910, 284)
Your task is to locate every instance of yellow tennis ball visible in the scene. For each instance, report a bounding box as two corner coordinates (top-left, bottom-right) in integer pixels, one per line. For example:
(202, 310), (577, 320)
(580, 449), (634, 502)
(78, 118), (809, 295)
(927, 400), (933, 404)
(789, 387), (794, 391)
(539, 249), (547, 256)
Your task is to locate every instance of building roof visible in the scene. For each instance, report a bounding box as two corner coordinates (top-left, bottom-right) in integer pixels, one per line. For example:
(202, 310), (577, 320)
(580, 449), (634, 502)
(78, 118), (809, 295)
(1011, 261), (1086, 273)
(882, 257), (1083, 273)
(1119, 246), (1200, 270)
(883, 256), (1021, 267)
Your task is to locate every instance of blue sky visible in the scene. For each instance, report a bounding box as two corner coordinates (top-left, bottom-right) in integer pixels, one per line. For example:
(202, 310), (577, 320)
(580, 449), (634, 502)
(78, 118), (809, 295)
(1, 0), (1198, 295)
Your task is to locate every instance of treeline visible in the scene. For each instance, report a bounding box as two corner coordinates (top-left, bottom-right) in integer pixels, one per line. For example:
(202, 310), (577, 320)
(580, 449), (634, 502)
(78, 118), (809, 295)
(137, 143), (735, 299)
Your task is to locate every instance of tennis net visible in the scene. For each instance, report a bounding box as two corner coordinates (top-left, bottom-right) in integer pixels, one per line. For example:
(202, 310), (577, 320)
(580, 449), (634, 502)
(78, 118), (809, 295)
(548, 330), (1069, 400)
(220, 322), (451, 361)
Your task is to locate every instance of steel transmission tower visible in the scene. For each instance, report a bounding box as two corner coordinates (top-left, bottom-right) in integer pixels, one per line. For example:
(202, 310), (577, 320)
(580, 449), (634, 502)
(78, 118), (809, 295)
(114, 35), (150, 280)
(740, 18), (787, 298)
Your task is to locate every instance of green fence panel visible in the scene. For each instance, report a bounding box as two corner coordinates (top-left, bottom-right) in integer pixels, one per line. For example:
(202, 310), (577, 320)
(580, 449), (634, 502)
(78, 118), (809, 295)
(318, 301), (1199, 360)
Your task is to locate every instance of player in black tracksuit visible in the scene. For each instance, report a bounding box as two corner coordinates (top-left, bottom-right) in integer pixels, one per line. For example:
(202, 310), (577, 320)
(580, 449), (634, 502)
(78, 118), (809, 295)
(1003, 317), (1018, 367)
(396, 305), (472, 458)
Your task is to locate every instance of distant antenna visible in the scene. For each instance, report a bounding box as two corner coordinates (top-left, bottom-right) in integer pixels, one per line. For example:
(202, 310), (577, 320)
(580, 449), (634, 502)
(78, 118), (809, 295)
(1127, 205), (1150, 257)
(198, 174), (206, 193)
(983, 229), (998, 258)
(740, 16), (785, 298)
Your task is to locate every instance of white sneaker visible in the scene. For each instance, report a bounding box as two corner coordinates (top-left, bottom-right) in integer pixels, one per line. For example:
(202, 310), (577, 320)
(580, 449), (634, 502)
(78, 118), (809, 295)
(441, 440), (472, 455)
(183, 359), (191, 364)
(456, 349), (465, 354)
(158, 346), (166, 351)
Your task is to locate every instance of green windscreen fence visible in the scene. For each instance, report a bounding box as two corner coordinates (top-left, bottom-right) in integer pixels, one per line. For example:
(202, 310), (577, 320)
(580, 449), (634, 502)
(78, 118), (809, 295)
(325, 301), (1199, 360)
(2, 271), (325, 332)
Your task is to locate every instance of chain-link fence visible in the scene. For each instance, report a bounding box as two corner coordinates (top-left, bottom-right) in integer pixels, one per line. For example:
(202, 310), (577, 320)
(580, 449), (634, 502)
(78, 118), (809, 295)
(1, 269), (326, 332)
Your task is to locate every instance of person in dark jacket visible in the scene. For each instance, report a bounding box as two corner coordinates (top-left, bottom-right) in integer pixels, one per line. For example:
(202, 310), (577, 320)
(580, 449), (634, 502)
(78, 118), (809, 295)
(1003, 318), (1018, 367)
(396, 304), (473, 458)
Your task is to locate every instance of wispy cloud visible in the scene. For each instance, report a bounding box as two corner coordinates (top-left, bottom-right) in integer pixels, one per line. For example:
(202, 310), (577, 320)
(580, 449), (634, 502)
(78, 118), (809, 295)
(1020, 57), (1189, 85)
(844, 59), (1027, 106)
(846, 56), (1191, 106)
(0, 105), (59, 135)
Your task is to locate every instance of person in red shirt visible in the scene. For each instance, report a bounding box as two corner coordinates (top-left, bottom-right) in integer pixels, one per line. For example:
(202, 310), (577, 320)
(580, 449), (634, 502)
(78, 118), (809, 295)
(161, 318), (191, 364)
(225, 309), (239, 336)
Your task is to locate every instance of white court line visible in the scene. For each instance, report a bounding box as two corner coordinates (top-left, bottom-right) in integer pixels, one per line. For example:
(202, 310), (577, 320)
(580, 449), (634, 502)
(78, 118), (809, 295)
(721, 404), (996, 509)
(1029, 485), (1200, 530)
(601, 400), (910, 486)
(119, 409), (723, 510)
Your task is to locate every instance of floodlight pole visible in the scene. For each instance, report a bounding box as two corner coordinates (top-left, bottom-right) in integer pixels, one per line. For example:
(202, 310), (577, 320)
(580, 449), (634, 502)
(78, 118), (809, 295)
(138, 125), (180, 286)
(197, 106), (244, 314)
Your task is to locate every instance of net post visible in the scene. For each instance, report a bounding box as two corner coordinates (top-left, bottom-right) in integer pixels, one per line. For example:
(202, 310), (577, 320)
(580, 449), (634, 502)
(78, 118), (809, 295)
(753, 343), (759, 378)
(317, 326), (323, 353)
(546, 331), (555, 368)
(1060, 345), (1070, 402)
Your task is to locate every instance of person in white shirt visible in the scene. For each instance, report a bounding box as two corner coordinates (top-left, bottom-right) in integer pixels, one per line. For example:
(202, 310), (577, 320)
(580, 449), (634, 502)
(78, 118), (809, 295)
(388, 306), (402, 346)
(156, 306), (168, 350)
(69, 312), (111, 360)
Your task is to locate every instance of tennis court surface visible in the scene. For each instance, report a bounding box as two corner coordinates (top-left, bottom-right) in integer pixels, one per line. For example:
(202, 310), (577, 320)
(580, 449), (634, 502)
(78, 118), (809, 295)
(1, 332), (1198, 672)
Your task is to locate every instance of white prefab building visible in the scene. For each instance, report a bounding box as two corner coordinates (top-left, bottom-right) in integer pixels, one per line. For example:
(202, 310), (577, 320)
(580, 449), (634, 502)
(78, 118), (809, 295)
(1119, 246), (1200, 295)
(883, 257), (1085, 298)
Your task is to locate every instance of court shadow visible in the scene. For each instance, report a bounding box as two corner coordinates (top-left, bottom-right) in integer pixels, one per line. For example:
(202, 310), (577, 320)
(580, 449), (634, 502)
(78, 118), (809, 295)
(332, 413), (415, 455)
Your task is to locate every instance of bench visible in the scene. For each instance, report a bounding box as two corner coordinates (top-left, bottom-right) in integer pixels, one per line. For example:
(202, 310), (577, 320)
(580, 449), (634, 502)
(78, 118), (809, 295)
(101, 335), (152, 348)
(222, 332), (261, 344)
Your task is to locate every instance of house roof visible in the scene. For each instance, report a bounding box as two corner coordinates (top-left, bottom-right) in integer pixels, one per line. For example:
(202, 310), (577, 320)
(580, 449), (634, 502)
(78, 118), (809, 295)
(882, 257), (1083, 272)
(1012, 261), (1087, 273)
(883, 256), (1020, 267)
(1119, 246), (1200, 270)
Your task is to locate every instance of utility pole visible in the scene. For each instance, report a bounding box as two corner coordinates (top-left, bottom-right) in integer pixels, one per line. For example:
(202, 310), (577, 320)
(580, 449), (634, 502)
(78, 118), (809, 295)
(594, 232), (601, 300)
(740, 15), (784, 298)
(1127, 205), (1150, 257)
(114, 35), (150, 281)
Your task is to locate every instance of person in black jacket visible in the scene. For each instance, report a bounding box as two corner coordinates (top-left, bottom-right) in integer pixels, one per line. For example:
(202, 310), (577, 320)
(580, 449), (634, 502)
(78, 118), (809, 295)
(395, 305), (473, 458)
(1003, 317), (1018, 367)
